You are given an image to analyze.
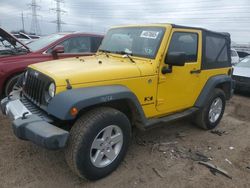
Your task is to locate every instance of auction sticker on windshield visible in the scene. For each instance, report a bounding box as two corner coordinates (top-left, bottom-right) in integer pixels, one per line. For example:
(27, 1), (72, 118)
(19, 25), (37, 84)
(140, 31), (159, 39)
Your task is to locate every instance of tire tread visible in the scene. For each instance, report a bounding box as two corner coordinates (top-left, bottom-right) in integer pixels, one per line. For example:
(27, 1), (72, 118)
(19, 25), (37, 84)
(65, 107), (129, 179)
(194, 88), (226, 130)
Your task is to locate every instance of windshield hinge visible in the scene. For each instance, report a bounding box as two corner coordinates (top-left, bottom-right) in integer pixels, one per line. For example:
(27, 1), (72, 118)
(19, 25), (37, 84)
(66, 79), (72, 90)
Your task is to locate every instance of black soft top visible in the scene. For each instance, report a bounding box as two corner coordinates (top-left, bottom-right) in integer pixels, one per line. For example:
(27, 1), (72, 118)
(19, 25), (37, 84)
(171, 24), (230, 38)
(171, 24), (231, 69)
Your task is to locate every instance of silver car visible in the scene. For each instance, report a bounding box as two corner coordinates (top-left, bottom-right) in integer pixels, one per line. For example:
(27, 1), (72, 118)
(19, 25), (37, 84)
(232, 55), (250, 91)
(231, 48), (240, 66)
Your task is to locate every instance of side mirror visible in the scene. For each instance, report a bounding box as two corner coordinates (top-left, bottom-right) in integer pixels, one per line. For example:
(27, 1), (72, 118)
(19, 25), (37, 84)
(52, 45), (64, 59)
(162, 52), (186, 74)
(165, 52), (186, 66)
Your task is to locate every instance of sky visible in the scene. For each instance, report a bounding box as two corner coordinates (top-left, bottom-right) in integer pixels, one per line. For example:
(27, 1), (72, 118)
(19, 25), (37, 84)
(0, 0), (249, 44)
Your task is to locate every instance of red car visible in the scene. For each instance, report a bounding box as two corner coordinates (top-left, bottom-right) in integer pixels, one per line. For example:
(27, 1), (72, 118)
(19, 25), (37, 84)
(0, 28), (103, 96)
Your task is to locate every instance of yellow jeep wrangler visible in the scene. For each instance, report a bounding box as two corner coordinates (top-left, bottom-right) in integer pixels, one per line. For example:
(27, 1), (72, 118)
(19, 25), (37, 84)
(1, 24), (233, 180)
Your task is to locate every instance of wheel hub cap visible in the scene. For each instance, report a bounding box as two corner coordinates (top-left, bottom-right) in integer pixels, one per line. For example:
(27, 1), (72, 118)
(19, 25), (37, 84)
(208, 97), (223, 123)
(90, 125), (123, 168)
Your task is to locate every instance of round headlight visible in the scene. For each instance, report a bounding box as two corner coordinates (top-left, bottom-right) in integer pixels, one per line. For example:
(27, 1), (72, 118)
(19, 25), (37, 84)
(23, 71), (28, 85)
(48, 83), (55, 98)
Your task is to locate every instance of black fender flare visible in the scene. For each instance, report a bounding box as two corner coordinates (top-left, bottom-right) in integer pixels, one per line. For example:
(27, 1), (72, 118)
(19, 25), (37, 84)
(194, 75), (233, 108)
(47, 85), (147, 121)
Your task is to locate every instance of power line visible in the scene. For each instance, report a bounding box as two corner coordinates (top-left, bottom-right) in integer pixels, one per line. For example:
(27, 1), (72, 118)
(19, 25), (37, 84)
(39, 19), (250, 28)
(51, 0), (66, 32)
(28, 0), (41, 35)
(45, 14), (250, 20)
(68, 4), (250, 11)
(68, 0), (248, 7)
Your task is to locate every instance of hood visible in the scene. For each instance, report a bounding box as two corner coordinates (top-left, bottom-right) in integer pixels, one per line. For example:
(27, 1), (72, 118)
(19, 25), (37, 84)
(233, 66), (250, 78)
(0, 28), (30, 56)
(29, 55), (142, 86)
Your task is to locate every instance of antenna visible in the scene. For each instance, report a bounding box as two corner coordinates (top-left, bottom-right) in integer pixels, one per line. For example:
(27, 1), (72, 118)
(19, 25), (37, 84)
(28, 0), (41, 35)
(51, 0), (66, 32)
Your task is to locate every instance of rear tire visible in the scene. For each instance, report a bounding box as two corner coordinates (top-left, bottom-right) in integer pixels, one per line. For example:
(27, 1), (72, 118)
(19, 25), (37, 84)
(65, 107), (131, 180)
(194, 89), (226, 130)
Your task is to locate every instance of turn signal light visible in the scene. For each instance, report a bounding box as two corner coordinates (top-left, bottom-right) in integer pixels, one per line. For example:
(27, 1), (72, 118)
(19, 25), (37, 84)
(70, 107), (78, 116)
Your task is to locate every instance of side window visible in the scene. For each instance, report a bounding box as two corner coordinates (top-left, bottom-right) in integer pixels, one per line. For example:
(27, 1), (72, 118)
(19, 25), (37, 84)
(59, 36), (91, 53)
(205, 36), (228, 63)
(167, 32), (198, 62)
(91, 37), (103, 52)
(203, 34), (230, 69)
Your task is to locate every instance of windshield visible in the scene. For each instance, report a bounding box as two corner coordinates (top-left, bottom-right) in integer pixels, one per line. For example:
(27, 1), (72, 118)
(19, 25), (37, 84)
(236, 56), (250, 68)
(27, 34), (65, 51)
(99, 27), (165, 59)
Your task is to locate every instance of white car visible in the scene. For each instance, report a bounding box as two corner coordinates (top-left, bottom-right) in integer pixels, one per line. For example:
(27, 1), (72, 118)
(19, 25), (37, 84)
(232, 55), (250, 91)
(12, 32), (40, 44)
(231, 48), (240, 66)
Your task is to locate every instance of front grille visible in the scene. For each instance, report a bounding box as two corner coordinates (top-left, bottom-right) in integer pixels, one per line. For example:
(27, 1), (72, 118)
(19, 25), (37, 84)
(23, 69), (51, 106)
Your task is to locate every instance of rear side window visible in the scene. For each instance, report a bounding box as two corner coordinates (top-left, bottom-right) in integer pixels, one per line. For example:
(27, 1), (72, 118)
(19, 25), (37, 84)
(167, 32), (198, 62)
(202, 33), (230, 69)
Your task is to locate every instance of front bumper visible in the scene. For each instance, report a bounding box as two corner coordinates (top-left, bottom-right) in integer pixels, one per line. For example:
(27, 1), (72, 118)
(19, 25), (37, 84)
(232, 75), (250, 92)
(1, 96), (69, 150)
(235, 81), (250, 91)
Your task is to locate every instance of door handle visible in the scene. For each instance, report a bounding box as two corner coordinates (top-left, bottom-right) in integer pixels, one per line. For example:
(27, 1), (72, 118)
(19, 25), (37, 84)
(190, 69), (201, 74)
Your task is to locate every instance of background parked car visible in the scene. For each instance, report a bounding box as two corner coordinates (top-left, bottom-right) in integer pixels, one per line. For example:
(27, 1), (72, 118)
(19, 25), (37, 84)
(12, 32), (40, 44)
(0, 28), (103, 97)
(231, 48), (240, 65)
(237, 50), (249, 61)
(232, 55), (250, 92)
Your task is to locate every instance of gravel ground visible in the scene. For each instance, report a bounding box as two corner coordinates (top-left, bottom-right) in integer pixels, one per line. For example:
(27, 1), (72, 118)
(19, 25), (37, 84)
(0, 94), (249, 188)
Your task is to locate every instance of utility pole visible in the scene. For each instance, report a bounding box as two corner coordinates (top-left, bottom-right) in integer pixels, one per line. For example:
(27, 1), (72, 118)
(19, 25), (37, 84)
(51, 0), (66, 32)
(21, 12), (25, 32)
(29, 0), (41, 35)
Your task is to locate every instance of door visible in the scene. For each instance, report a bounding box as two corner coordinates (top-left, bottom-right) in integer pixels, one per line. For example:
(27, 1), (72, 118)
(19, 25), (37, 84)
(156, 29), (202, 114)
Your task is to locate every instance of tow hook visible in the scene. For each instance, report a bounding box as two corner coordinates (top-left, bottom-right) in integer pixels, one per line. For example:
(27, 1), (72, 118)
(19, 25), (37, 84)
(22, 112), (29, 119)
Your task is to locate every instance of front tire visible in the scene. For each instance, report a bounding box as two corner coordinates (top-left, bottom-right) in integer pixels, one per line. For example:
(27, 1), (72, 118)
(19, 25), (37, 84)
(4, 74), (22, 96)
(65, 107), (131, 180)
(194, 89), (226, 130)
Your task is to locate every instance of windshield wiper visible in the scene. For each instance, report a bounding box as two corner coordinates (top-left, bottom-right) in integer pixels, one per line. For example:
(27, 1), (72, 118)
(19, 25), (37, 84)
(114, 51), (135, 63)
